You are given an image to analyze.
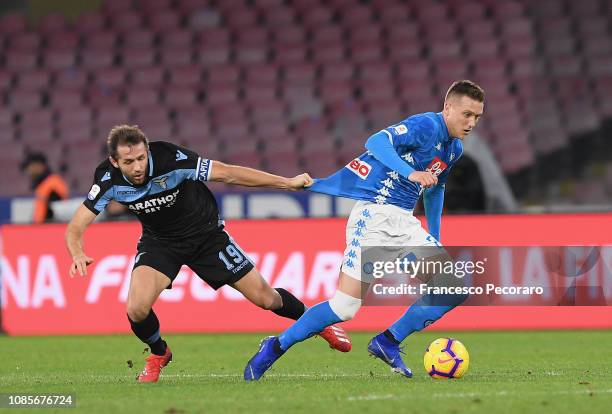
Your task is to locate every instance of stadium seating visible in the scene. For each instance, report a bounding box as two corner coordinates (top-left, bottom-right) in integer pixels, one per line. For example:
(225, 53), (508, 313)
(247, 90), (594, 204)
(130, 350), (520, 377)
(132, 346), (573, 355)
(0, 0), (610, 197)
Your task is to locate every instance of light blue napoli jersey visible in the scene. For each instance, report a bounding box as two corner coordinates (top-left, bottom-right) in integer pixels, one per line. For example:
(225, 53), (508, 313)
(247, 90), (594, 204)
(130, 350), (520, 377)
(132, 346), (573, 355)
(308, 112), (463, 211)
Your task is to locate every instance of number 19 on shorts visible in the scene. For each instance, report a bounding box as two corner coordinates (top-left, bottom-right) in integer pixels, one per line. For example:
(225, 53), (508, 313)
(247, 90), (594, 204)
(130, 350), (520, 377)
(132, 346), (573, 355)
(218, 243), (245, 271)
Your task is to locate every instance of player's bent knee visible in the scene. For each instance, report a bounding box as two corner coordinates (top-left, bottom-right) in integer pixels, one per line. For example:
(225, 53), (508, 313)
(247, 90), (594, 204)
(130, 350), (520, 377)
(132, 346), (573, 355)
(260, 295), (279, 311)
(126, 302), (151, 322)
(255, 289), (281, 311)
(329, 290), (362, 321)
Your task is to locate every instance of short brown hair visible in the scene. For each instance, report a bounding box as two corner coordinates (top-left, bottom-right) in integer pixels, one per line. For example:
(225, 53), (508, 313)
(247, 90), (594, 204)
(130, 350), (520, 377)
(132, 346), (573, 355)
(445, 80), (485, 103)
(107, 125), (149, 160)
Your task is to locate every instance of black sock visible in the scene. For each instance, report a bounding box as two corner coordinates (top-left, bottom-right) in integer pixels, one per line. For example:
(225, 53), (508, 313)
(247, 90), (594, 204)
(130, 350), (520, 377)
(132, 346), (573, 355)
(128, 310), (167, 356)
(272, 288), (306, 320)
(272, 337), (284, 355)
(149, 339), (167, 356)
(383, 329), (401, 345)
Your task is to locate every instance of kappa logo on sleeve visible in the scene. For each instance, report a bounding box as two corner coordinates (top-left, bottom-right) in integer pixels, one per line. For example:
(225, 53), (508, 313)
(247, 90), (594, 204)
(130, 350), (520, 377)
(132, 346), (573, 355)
(87, 184), (101, 200)
(425, 157), (448, 177)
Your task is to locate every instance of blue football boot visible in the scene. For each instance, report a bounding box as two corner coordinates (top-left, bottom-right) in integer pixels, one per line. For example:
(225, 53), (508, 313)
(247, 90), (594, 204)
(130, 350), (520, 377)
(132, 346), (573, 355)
(367, 333), (413, 378)
(244, 336), (284, 381)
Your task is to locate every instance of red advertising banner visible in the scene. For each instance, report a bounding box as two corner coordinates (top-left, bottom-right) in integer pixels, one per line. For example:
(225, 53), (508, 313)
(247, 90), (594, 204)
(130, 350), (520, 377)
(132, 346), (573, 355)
(2, 214), (612, 335)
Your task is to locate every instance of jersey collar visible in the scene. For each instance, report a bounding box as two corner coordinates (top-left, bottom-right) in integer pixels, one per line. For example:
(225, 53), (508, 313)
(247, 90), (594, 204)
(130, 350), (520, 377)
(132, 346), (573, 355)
(436, 112), (454, 143)
(121, 171), (138, 186)
(148, 149), (154, 177)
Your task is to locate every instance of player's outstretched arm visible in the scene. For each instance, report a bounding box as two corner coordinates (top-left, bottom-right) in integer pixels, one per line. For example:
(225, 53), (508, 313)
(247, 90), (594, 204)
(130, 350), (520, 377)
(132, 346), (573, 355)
(365, 131), (437, 188)
(209, 160), (313, 190)
(65, 204), (97, 277)
(423, 184), (445, 242)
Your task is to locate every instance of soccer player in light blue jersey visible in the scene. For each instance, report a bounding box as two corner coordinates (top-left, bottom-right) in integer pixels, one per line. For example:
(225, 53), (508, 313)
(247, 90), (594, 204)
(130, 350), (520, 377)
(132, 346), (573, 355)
(244, 80), (485, 381)
(65, 125), (353, 384)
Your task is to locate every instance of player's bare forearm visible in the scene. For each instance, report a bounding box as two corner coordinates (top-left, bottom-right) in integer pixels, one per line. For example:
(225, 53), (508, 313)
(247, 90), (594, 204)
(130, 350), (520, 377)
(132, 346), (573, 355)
(65, 205), (97, 276)
(65, 206), (94, 253)
(65, 224), (85, 258)
(214, 164), (287, 188)
(210, 162), (313, 190)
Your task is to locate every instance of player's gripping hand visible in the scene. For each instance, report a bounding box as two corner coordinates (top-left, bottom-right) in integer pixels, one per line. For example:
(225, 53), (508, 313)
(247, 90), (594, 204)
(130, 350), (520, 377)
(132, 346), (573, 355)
(408, 171), (438, 188)
(69, 254), (94, 277)
(287, 173), (314, 190)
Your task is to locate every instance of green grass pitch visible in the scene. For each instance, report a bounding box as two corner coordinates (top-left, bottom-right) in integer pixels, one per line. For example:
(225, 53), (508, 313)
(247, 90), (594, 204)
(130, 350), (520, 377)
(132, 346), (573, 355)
(1, 331), (611, 413)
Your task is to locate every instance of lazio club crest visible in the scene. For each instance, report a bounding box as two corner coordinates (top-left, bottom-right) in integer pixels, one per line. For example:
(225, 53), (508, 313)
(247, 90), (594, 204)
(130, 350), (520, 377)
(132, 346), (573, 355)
(152, 176), (169, 190)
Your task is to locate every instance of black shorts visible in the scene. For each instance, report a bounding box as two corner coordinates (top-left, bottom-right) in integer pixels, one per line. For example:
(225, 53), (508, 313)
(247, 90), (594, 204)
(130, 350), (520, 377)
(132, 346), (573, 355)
(133, 228), (254, 290)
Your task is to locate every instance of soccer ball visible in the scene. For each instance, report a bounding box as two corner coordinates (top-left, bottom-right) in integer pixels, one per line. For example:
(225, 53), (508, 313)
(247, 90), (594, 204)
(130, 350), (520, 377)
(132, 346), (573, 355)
(423, 337), (469, 379)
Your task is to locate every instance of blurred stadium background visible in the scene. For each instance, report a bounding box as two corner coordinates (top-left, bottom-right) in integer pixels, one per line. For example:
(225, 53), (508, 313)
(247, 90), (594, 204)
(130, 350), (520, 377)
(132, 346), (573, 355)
(0, 0), (610, 214)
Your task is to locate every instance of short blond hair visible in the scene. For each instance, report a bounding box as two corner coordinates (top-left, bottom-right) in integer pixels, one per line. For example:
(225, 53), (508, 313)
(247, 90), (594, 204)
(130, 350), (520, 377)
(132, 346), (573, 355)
(445, 80), (485, 103)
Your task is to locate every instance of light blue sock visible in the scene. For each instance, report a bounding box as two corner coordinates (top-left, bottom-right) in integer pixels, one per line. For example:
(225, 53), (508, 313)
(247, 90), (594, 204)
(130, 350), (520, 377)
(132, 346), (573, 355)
(387, 292), (468, 343)
(278, 301), (342, 351)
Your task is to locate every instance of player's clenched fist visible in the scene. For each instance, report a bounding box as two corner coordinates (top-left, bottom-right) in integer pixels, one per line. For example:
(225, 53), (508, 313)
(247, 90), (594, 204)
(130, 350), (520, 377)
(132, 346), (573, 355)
(408, 171), (438, 188)
(287, 173), (314, 190)
(69, 254), (94, 277)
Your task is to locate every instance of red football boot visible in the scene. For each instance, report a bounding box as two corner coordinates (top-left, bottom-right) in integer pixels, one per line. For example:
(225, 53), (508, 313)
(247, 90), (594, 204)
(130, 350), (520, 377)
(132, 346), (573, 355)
(137, 346), (173, 383)
(318, 325), (352, 352)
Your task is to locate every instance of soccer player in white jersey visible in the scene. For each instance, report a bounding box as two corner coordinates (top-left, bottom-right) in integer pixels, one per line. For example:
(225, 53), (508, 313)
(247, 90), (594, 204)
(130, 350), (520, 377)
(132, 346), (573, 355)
(244, 80), (485, 380)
